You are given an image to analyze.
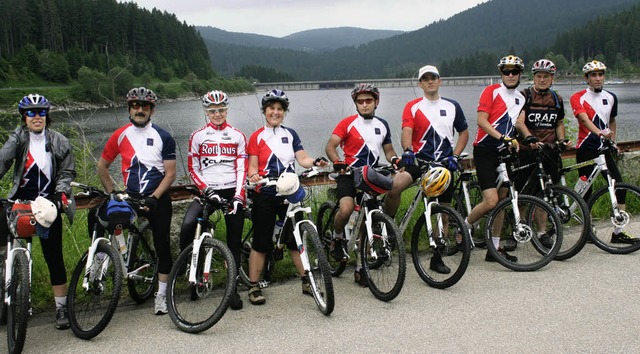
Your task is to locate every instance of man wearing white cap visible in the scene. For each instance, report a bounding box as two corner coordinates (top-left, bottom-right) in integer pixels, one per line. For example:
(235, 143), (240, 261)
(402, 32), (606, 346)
(385, 65), (469, 274)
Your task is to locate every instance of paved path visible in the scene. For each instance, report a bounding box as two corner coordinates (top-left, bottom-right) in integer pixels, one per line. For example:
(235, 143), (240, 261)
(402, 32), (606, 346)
(2, 243), (639, 353)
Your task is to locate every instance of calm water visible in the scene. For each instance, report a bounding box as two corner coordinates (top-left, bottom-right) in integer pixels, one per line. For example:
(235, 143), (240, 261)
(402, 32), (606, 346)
(60, 84), (640, 178)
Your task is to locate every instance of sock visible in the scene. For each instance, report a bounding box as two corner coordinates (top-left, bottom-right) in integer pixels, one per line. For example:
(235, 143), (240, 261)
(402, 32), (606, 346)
(613, 227), (623, 235)
(355, 265), (361, 272)
(157, 281), (167, 295)
(55, 296), (67, 309)
(492, 236), (500, 250)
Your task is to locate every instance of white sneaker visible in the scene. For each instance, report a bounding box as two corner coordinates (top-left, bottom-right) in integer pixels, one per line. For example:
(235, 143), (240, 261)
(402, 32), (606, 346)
(154, 292), (168, 315)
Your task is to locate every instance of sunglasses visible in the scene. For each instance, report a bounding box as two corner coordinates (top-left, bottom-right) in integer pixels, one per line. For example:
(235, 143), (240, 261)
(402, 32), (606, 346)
(356, 98), (375, 105)
(25, 110), (48, 118)
(501, 69), (521, 76)
(129, 101), (153, 110)
(206, 107), (228, 114)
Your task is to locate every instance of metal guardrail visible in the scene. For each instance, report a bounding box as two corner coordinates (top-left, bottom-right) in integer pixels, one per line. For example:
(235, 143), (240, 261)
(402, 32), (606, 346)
(73, 140), (640, 210)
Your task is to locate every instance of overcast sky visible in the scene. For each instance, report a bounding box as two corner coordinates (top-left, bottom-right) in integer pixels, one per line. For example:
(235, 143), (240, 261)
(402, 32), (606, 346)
(117, 0), (488, 37)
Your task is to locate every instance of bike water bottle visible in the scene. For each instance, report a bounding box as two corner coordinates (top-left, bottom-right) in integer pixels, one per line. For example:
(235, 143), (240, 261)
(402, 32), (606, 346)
(273, 219), (284, 261)
(574, 175), (588, 194)
(347, 205), (361, 230)
(115, 227), (127, 255)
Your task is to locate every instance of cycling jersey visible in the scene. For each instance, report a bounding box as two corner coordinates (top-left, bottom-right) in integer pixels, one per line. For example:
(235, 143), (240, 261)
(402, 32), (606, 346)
(570, 88), (618, 150)
(402, 96), (468, 161)
(188, 122), (247, 199)
(519, 88), (565, 150)
(473, 83), (525, 149)
(102, 122), (176, 196)
(247, 125), (303, 195)
(19, 131), (53, 199)
(331, 114), (392, 167)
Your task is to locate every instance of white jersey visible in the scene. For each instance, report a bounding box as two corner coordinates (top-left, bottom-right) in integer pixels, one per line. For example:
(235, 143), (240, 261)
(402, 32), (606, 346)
(188, 122), (248, 198)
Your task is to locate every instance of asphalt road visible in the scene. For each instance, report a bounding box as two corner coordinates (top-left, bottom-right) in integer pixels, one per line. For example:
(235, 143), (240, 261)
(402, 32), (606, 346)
(2, 243), (639, 353)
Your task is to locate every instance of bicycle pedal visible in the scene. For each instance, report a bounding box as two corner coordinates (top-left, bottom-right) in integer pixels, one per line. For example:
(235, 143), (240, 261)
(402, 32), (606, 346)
(258, 280), (270, 289)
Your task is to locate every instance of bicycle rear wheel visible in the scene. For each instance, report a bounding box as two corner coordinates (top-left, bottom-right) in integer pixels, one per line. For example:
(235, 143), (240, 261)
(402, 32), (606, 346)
(0, 263), (6, 326)
(588, 183), (640, 254)
(300, 223), (334, 315)
(360, 212), (406, 302)
(6, 250), (29, 354)
(127, 227), (158, 303)
(538, 185), (590, 260)
(167, 238), (236, 334)
(411, 205), (471, 289)
(316, 201), (347, 276)
(68, 242), (123, 340)
(485, 194), (562, 271)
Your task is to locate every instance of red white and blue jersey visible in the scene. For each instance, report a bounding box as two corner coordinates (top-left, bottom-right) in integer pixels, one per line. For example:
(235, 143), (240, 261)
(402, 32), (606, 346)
(18, 131), (53, 199)
(247, 125), (303, 195)
(188, 122), (247, 198)
(570, 89), (618, 150)
(402, 97), (468, 161)
(102, 122), (176, 196)
(473, 84), (525, 148)
(332, 114), (392, 167)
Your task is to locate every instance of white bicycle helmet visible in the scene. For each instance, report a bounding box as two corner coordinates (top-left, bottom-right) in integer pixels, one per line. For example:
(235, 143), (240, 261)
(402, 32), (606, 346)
(421, 166), (451, 197)
(202, 90), (229, 107)
(497, 55), (525, 70)
(276, 172), (300, 196)
(532, 59), (556, 75)
(582, 60), (607, 74)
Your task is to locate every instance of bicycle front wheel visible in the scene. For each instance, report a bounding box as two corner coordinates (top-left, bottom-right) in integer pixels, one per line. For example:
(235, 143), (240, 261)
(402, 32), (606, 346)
(360, 212), (406, 302)
(411, 205), (471, 289)
(485, 194), (562, 271)
(127, 228), (158, 303)
(300, 223), (334, 315)
(7, 250), (30, 354)
(167, 238), (236, 334)
(316, 201), (347, 276)
(538, 185), (590, 260)
(588, 183), (640, 254)
(68, 242), (123, 340)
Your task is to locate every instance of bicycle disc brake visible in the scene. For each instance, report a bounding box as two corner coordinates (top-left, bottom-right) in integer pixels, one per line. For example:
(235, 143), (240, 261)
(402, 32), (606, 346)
(513, 223), (533, 243)
(611, 210), (630, 228)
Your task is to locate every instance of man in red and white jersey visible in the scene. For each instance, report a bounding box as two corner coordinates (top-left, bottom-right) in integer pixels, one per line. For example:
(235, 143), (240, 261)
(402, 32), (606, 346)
(391, 64), (469, 274)
(325, 83), (407, 286)
(571, 60), (638, 244)
(466, 55), (525, 263)
(179, 90), (248, 309)
(96, 87), (176, 315)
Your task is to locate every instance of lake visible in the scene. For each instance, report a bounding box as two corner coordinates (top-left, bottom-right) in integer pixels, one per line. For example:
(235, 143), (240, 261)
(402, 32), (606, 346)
(59, 84), (640, 178)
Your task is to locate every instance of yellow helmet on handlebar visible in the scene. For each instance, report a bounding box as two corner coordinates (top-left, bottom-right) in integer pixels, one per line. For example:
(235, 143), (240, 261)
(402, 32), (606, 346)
(421, 166), (451, 197)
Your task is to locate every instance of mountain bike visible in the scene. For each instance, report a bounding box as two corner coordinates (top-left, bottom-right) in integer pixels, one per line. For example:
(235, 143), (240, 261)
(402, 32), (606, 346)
(166, 188), (236, 333)
(240, 173), (334, 315)
(482, 146), (563, 271)
(395, 161), (471, 289)
(558, 139), (640, 254)
(511, 143), (591, 260)
(450, 152), (486, 248)
(1, 198), (34, 354)
(67, 182), (158, 340)
(316, 166), (406, 302)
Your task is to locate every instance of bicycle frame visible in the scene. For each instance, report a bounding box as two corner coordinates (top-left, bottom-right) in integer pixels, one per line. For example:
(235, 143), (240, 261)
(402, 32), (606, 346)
(341, 192), (387, 262)
(559, 146), (622, 220)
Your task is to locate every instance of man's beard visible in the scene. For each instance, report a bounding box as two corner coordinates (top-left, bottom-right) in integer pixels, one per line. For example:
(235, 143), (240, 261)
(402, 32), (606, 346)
(505, 80), (520, 89)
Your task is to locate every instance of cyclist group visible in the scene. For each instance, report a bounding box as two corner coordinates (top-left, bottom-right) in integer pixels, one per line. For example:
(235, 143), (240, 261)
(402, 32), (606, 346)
(1, 55), (638, 331)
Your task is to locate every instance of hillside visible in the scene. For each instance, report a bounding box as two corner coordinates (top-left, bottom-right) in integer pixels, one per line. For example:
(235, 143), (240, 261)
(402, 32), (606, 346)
(197, 26), (403, 52)
(204, 0), (638, 80)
